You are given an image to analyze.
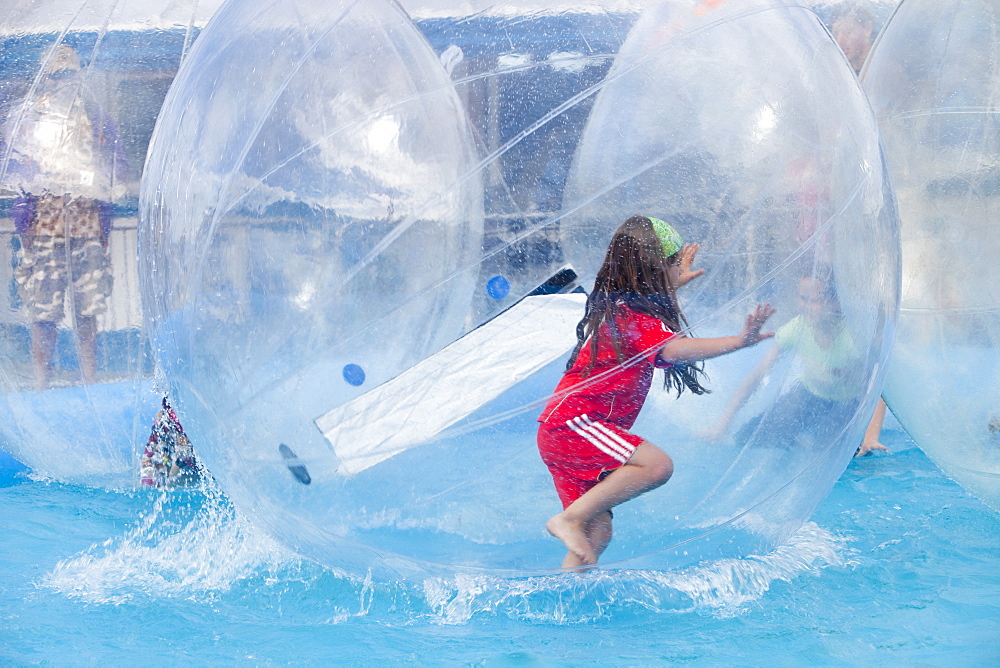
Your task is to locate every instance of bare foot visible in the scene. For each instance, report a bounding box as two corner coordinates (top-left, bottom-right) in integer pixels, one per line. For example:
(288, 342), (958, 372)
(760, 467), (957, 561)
(546, 513), (596, 565)
(560, 554), (598, 573)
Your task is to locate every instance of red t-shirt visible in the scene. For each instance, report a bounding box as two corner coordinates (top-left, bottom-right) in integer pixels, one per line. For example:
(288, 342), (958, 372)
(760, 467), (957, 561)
(539, 304), (676, 430)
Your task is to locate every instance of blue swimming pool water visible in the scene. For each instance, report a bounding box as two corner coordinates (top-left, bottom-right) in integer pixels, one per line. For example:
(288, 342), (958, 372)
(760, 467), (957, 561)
(1, 426), (998, 665)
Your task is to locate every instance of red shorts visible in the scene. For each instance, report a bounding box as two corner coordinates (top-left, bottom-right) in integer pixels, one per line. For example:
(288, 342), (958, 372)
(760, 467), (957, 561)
(537, 413), (645, 508)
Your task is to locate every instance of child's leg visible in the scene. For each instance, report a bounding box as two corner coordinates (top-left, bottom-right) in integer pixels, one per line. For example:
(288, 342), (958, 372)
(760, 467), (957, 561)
(548, 441), (673, 566)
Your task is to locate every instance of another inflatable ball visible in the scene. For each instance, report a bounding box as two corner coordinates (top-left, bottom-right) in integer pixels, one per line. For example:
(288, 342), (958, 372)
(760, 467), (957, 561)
(140, 0), (486, 577)
(863, 0), (1000, 513)
(560, 0), (899, 559)
(0, 0), (222, 485)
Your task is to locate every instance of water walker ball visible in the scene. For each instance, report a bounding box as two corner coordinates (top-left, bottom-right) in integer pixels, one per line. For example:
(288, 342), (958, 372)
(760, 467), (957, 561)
(141, 0), (485, 577)
(0, 0), (222, 486)
(863, 0), (1000, 513)
(560, 0), (899, 561)
(142, 0), (899, 578)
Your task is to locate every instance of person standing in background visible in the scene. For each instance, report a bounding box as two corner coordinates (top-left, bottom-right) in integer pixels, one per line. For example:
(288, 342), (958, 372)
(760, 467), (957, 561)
(2, 44), (124, 389)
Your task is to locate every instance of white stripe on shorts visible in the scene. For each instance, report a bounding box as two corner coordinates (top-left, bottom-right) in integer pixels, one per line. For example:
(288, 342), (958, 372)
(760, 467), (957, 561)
(566, 414), (635, 463)
(589, 420), (639, 459)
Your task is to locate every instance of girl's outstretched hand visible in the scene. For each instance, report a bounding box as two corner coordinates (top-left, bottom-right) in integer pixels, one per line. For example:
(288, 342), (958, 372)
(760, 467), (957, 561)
(740, 303), (776, 348)
(676, 243), (706, 286)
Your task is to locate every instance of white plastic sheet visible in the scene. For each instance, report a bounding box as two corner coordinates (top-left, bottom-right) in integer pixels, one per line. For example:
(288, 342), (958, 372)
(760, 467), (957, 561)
(318, 293), (586, 475)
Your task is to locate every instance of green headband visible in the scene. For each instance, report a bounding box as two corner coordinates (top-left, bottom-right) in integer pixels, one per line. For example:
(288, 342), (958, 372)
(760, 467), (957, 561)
(649, 217), (683, 257)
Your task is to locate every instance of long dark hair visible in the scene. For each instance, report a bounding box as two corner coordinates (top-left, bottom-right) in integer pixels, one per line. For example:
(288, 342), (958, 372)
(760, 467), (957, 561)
(568, 215), (709, 396)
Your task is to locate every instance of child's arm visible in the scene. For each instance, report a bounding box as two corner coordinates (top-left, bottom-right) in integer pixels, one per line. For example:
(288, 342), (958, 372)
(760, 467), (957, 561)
(700, 344), (779, 442)
(659, 303), (775, 364)
(856, 397), (889, 456)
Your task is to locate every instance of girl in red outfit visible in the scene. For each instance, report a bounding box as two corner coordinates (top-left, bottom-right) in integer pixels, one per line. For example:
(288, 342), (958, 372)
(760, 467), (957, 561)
(538, 215), (775, 569)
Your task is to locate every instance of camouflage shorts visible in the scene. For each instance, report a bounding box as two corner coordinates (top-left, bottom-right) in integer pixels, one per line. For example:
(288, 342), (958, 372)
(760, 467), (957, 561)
(15, 234), (113, 324)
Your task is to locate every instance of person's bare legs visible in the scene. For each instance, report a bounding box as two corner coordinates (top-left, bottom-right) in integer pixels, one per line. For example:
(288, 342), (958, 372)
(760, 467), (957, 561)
(857, 397), (888, 457)
(30, 320), (58, 390)
(547, 441), (673, 568)
(75, 314), (98, 384)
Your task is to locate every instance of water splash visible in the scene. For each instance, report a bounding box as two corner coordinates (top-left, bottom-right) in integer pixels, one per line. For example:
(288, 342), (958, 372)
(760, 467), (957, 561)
(421, 523), (851, 624)
(44, 481), (295, 604)
(43, 479), (849, 623)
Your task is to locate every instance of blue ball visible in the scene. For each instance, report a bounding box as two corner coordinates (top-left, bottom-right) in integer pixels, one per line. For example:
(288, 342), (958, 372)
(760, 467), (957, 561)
(342, 364), (366, 387)
(486, 275), (511, 300)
